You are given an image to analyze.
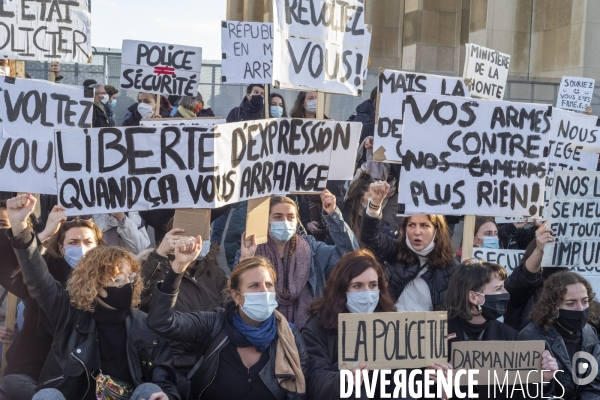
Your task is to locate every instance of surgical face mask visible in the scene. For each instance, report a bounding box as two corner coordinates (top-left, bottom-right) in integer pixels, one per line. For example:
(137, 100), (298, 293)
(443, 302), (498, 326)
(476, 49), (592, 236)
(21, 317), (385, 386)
(64, 245), (85, 268)
(137, 102), (155, 119)
(346, 290), (380, 314)
(479, 236), (499, 249)
(0, 66), (10, 76)
(557, 307), (590, 332)
(108, 100), (117, 108)
(305, 99), (317, 114)
(270, 105), (283, 118)
(269, 221), (296, 243)
(474, 292), (510, 320)
(239, 291), (278, 322)
(100, 93), (109, 104)
(249, 94), (263, 109)
(196, 240), (211, 261)
(405, 229), (437, 257)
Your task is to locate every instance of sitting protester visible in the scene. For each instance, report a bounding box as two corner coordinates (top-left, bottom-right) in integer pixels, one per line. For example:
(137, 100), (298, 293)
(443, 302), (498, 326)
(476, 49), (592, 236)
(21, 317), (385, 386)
(520, 271), (600, 399)
(301, 249), (396, 399)
(238, 191), (359, 329)
(5, 194), (179, 400)
(93, 212), (150, 255)
(123, 92), (171, 126)
(446, 261), (557, 399)
(362, 181), (458, 312)
(148, 248), (308, 400)
(0, 202), (106, 400)
(140, 223), (227, 397)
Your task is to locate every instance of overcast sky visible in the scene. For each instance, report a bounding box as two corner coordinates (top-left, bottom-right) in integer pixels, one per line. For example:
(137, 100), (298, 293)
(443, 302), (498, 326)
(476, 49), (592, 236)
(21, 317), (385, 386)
(92, 0), (226, 60)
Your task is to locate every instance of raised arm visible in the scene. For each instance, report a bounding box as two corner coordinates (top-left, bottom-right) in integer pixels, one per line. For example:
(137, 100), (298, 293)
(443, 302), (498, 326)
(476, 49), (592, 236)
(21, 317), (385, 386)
(359, 182), (399, 263)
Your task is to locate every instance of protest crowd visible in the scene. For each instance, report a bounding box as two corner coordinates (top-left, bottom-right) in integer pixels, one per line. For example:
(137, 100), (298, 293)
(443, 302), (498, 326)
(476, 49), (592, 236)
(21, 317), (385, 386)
(1, 1), (600, 399)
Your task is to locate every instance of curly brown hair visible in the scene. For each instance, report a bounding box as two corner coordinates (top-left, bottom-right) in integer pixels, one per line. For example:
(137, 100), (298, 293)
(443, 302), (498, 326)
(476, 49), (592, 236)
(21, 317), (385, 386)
(46, 219), (106, 259)
(397, 215), (456, 269)
(66, 246), (142, 312)
(309, 249), (396, 332)
(529, 271), (600, 331)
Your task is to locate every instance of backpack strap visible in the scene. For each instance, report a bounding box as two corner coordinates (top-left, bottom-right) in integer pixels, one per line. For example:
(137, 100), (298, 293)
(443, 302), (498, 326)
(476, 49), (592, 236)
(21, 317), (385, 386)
(186, 328), (228, 380)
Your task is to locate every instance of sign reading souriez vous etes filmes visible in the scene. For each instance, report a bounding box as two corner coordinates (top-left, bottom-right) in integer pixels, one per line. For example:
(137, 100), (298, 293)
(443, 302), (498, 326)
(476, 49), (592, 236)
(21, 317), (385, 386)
(0, 0), (91, 62)
(120, 40), (202, 97)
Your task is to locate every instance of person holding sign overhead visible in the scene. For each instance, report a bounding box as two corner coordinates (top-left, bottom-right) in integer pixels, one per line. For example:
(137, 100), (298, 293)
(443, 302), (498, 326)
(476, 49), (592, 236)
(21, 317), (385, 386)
(147, 253), (308, 400)
(226, 84), (265, 123)
(301, 249), (396, 399)
(362, 181), (458, 312)
(4, 195), (179, 400)
(520, 271), (600, 399)
(238, 191), (359, 329)
(445, 261), (558, 399)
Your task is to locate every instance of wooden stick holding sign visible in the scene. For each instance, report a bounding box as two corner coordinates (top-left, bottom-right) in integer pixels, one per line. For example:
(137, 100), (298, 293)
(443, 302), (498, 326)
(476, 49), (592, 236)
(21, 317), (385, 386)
(246, 197), (271, 247)
(461, 215), (476, 261)
(155, 94), (161, 117)
(316, 91), (325, 120)
(264, 84), (270, 118)
(173, 209), (211, 241)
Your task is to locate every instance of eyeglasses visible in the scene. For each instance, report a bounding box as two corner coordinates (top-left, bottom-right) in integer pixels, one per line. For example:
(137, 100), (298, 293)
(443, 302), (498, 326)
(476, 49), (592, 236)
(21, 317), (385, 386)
(108, 272), (139, 288)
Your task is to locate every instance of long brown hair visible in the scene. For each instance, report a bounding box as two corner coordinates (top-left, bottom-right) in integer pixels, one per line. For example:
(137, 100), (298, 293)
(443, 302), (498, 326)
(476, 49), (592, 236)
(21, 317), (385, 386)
(290, 91), (309, 118)
(529, 271), (600, 330)
(397, 215), (455, 269)
(309, 249), (396, 332)
(345, 173), (374, 242)
(446, 260), (507, 320)
(46, 219), (106, 259)
(269, 196), (300, 260)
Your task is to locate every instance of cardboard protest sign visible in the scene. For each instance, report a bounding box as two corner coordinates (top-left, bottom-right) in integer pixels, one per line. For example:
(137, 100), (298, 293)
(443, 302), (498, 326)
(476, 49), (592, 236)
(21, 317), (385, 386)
(557, 76), (595, 113)
(542, 108), (599, 216)
(141, 118), (225, 127)
(451, 341), (545, 385)
(463, 44), (510, 100)
(55, 119), (361, 215)
(272, 0), (370, 96)
(245, 196), (270, 247)
(173, 209), (210, 240)
(120, 40), (202, 97)
(473, 249), (525, 274)
(398, 93), (551, 216)
(338, 311), (447, 370)
(374, 69), (470, 163)
(221, 21), (273, 84)
(0, 0), (91, 62)
(542, 170), (600, 268)
(0, 77), (92, 194)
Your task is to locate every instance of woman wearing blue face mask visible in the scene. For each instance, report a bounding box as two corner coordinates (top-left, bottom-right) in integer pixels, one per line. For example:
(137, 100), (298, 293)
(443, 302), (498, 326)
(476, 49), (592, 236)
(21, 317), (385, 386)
(0, 203), (106, 400)
(103, 85), (119, 127)
(139, 219), (227, 398)
(148, 249), (309, 400)
(238, 191), (359, 329)
(270, 93), (287, 118)
(301, 249), (395, 399)
(473, 217), (500, 249)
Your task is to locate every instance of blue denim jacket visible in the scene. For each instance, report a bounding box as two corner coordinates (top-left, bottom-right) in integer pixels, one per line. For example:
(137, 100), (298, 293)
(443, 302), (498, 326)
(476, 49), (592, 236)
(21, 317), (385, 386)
(234, 207), (359, 297)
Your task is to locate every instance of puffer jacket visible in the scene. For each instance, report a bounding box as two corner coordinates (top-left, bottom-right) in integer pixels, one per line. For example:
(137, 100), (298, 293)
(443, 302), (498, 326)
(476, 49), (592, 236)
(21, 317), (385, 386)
(147, 285), (309, 400)
(361, 212), (458, 310)
(7, 228), (179, 400)
(519, 323), (600, 400)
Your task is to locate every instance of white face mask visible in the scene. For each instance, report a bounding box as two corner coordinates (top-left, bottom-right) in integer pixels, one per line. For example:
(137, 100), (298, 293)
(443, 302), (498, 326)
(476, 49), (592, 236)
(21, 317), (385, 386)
(100, 93), (110, 104)
(0, 66), (11, 76)
(406, 229), (437, 257)
(137, 102), (155, 119)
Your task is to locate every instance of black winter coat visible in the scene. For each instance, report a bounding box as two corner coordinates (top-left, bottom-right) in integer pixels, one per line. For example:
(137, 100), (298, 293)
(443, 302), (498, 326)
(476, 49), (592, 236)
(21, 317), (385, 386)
(520, 323), (600, 400)
(122, 102), (171, 126)
(147, 284), (309, 400)
(504, 263), (543, 331)
(8, 229), (179, 400)
(361, 213), (458, 310)
(226, 97), (264, 123)
(91, 101), (109, 127)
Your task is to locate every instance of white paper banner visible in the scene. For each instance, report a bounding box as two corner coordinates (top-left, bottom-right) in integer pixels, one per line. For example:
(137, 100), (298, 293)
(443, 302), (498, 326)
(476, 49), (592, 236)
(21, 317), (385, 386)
(557, 76), (595, 113)
(221, 21), (273, 84)
(463, 44), (510, 100)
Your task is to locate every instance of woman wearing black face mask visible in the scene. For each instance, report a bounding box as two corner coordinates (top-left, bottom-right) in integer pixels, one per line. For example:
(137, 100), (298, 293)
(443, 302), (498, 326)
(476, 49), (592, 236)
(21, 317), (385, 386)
(5, 194), (179, 400)
(445, 261), (558, 399)
(520, 271), (600, 400)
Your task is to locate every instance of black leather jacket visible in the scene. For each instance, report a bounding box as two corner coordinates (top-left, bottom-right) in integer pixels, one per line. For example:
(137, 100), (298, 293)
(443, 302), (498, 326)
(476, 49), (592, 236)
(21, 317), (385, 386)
(519, 323), (600, 400)
(8, 229), (180, 400)
(361, 212), (458, 310)
(147, 284), (309, 400)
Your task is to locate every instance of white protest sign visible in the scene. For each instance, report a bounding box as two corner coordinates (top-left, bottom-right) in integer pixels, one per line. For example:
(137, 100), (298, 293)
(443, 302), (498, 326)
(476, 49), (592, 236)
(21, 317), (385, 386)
(473, 249), (525, 274)
(542, 108), (599, 216)
(542, 170), (600, 268)
(398, 93), (551, 216)
(120, 40), (202, 97)
(221, 21), (273, 84)
(557, 76), (595, 113)
(141, 118), (225, 127)
(55, 119), (361, 215)
(0, 0), (91, 62)
(272, 0), (369, 96)
(463, 44), (510, 100)
(374, 69), (470, 163)
(0, 77), (92, 194)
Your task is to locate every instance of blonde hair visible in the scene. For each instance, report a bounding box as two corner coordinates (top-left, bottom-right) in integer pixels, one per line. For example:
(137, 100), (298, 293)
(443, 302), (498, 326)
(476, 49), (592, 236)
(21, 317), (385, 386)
(225, 256), (277, 300)
(66, 246), (142, 312)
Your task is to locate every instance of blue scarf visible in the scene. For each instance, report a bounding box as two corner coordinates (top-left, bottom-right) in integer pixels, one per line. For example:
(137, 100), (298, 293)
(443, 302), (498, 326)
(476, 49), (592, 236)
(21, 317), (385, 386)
(232, 312), (276, 352)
